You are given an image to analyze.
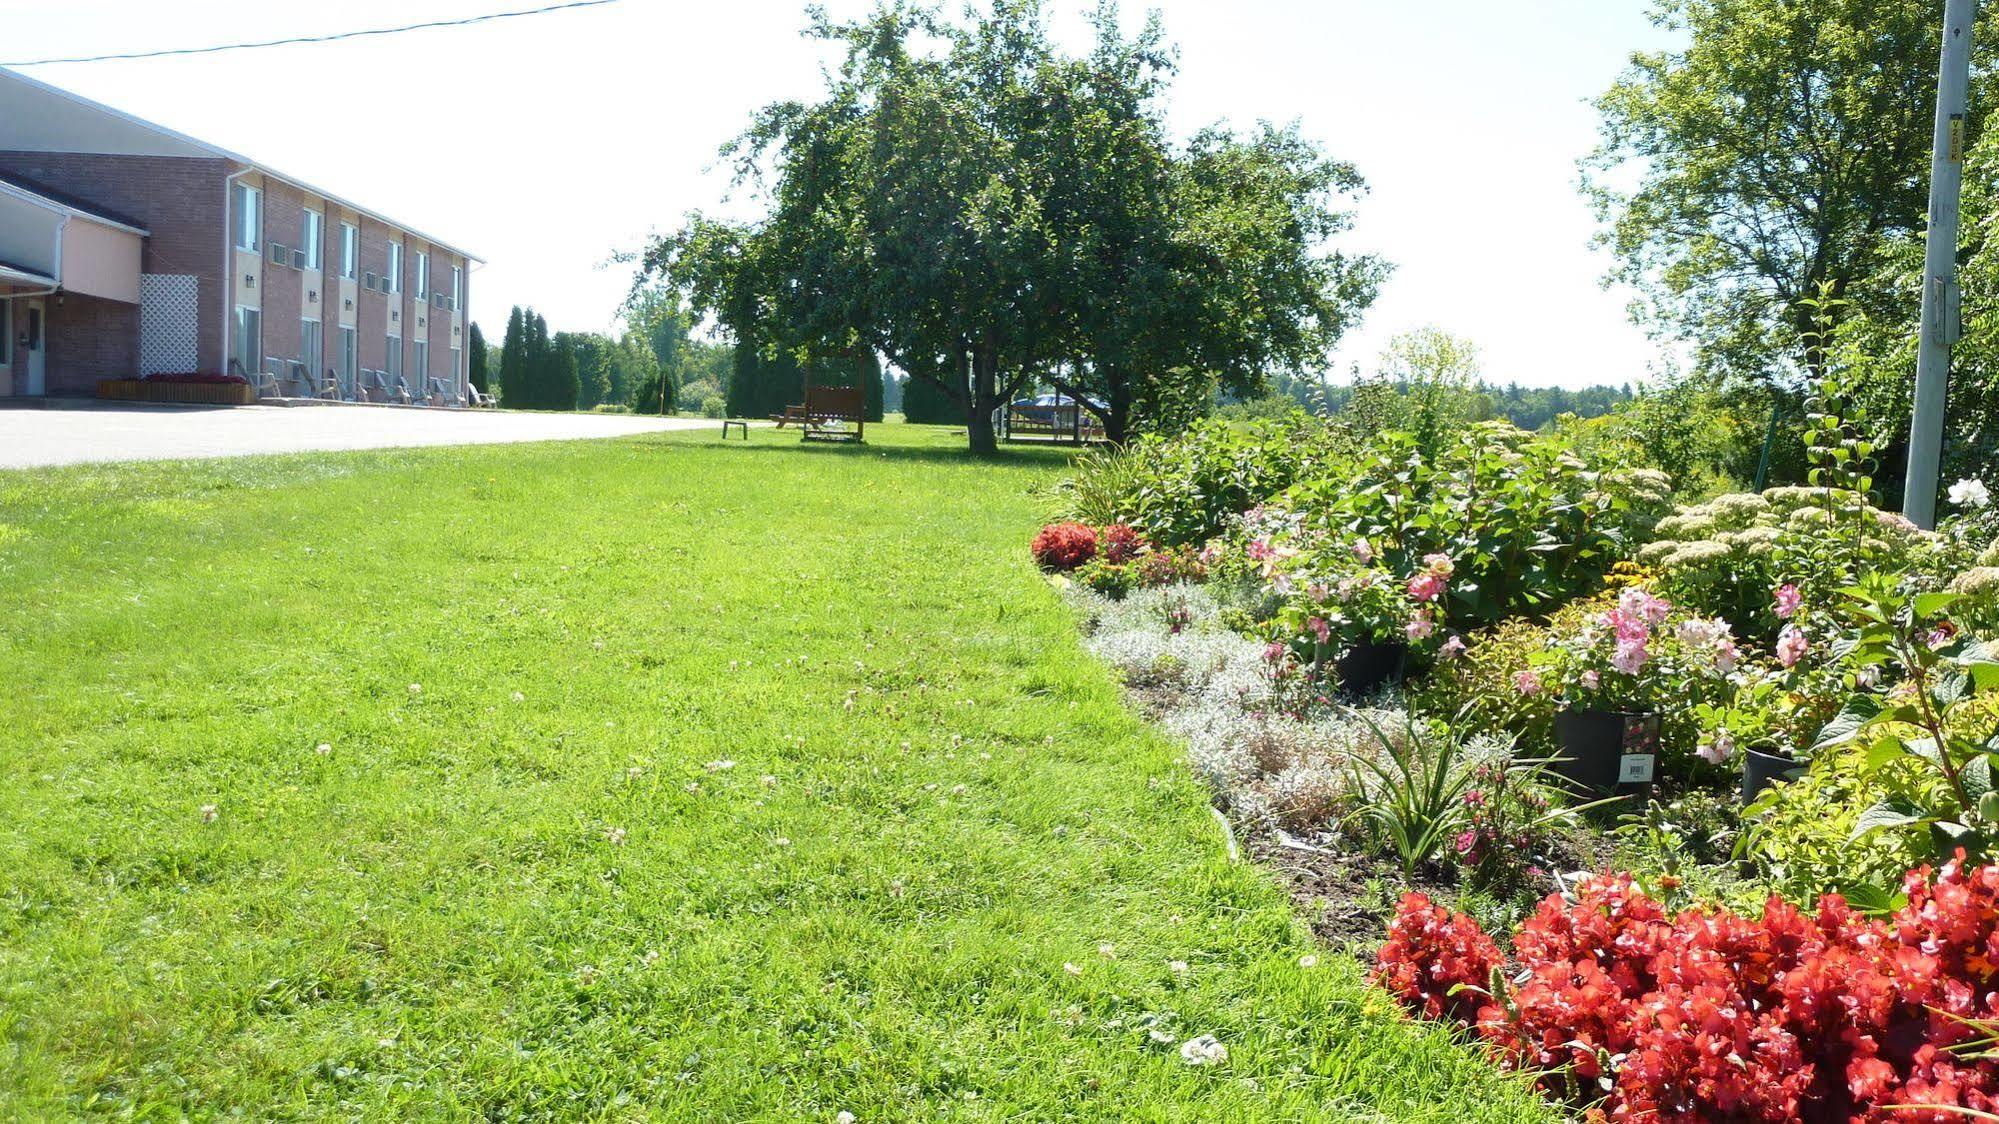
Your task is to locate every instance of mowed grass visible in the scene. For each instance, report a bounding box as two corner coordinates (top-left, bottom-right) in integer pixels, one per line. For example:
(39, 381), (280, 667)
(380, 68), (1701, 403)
(0, 423), (1549, 1121)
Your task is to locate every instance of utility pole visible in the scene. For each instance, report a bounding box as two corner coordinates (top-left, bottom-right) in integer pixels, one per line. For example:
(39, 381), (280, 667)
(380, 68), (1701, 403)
(1905, 0), (1979, 528)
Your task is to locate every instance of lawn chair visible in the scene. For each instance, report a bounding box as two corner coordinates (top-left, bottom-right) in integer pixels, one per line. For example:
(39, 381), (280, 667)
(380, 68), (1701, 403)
(288, 360), (338, 400)
(467, 385), (496, 409)
(390, 375), (416, 404)
(426, 377), (453, 407)
(772, 384), (866, 443)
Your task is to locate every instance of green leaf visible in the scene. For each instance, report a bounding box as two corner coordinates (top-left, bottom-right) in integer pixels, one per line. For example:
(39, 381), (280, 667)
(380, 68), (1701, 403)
(1914, 592), (1963, 620)
(1813, 695), (1882, 752)
(1851, 801), (1926, 841)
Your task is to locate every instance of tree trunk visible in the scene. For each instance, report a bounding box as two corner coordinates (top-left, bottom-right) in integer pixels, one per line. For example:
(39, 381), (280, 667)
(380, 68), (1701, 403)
(965, 342), (1001, 455)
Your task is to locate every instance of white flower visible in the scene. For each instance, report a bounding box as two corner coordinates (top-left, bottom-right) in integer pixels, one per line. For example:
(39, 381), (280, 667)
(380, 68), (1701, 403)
(1179, 1034), (1227, 1066)
(705, 759), (736, 773)
(836, 1113), (856, 1124)
(773, 837), (791, 848)
(1168, 960), (1190, 974)
(1148, 1028), (1177, 1044)
(199, 804), (219, 823)
(1063, 962), (1083, 976)
(408, 683), (422, 696)
(761, 775), (778, 787)
(1097, 942), (1116, 959)
(1298, 954), (1319, 968)
(1949, 478), (1992, 509)
(605, 827), (627, 845)
(512, 691), (525, 702)
(627, 766), (644, 779)
(315, 743), (332, 756)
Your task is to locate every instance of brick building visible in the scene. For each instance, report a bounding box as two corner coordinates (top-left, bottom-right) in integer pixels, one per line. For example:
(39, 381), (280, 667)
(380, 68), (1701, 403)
(0, 66), (480, 403)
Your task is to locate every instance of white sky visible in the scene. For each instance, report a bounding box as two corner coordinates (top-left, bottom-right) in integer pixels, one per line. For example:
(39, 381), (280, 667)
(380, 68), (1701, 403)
(9, 0), (1684, 389)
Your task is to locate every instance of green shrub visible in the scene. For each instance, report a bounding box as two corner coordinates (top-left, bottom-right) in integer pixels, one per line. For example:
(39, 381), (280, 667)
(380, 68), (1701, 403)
(1064, 412), (1352, 546)
(1266, 423), (1673, 633)
(700, 395), (726, 419)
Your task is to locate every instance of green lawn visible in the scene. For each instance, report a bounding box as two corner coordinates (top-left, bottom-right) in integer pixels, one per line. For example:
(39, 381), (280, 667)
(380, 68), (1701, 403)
(0, 423), (1549, 1121)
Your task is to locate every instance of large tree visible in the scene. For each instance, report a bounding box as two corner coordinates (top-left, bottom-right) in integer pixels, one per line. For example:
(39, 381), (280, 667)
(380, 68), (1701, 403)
(652, 0), (1380, 451)
(499, 307), (526, 408)
(1585, 0), (1995, 383)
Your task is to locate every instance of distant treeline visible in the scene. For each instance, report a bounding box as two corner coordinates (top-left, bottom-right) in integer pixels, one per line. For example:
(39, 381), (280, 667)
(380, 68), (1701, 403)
(1240, 373), (1636, 432)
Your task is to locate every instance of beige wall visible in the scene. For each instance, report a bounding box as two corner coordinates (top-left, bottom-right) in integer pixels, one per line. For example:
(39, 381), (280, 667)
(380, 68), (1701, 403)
(59, 217), (141, 304)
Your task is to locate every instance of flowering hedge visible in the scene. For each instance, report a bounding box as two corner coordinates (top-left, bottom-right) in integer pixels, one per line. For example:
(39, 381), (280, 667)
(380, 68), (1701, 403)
(1377, 855), (1999, 1121)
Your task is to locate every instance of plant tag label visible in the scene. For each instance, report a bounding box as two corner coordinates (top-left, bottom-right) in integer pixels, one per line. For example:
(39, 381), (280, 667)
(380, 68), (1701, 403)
(1619, 754), (1655, 784)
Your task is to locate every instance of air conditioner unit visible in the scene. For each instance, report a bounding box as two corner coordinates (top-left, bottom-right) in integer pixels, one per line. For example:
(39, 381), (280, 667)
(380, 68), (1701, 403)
(292, 249), (307, 270)
(363, 272), (377, 290)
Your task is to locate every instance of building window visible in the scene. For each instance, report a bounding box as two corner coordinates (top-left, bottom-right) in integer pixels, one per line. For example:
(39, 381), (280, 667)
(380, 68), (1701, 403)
(232, 305), (262, 377)
(415, 339), (428, 387)
(414, 251), (429, 301)
(386, 334), (402, 383)
(232, 183), (261, 252)
(338, 326), (357, 395)
(340, 223), (358, 280)
(301, 211), (324, 271)
(0, 301), (10, 366)
(450, 266), (463, 312)
(386, 243), (403, 295)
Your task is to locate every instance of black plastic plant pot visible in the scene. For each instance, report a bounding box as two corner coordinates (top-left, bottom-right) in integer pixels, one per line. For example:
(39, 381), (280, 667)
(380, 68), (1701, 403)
(1740, 747), (1804, 805)
(1551, 710), (1661, 799)
(1335, 640), (1408, 699)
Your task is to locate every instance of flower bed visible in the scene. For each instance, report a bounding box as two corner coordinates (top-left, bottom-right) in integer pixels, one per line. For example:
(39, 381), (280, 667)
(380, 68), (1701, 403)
(98, 375), (256, 405)
(1042, 398), (1999, 1121)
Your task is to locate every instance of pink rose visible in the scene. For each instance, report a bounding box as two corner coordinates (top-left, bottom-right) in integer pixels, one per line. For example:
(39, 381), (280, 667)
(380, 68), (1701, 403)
(1513, 670), (1544, 697)
(1307, 581), (1332, 605)
(1611, 639), (1650, 676)
(1246, 538), (1274, 562)
(1439, 635), (1467, 661)
(1307, 616), (1332, 645)
(1350, 540), (1374, 565)
(1580, 669), (1601, 691)
(1773, 583), (1803, 620)
(1422, 553), (1455, 577)
(1407, 572), (1446, 603)
(1405, 614), (1435, 641)
(1714, 640), (1740, 674)
(1775, 624), (1810, 669)
(1697, 729), (1734, 765)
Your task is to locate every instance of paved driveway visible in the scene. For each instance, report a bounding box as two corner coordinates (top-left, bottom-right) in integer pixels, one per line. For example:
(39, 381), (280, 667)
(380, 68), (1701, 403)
(0, 404), (728, 470)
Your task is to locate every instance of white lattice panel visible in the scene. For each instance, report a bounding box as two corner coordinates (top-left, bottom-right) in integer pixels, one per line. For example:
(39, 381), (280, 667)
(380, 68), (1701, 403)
(139, 273), (199, 375)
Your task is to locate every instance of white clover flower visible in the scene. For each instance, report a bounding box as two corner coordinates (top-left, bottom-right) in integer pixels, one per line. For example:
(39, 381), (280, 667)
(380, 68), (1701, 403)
(1949, 478), (1992, 509)
(705, 759), (736, 773)
(1097, 942), (1116, 959)
(408, 683), (422, 696)
(605, 827), (627, 845)
(315, 743), (332, 756)
(1180, 1034), (1227, 1066)
(1063, 962), (1083, 976)
(1298, 954), (1319, 969)
(836, 1112), (856, 1124)
(1168, 960), (1190, 974)
(199, 804), (219, 823)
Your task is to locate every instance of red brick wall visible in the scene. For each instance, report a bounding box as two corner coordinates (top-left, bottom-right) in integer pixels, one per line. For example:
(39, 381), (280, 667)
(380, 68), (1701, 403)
(261, 182), (303, 365)
(45, 293), (140, 394)
(357, 218), (390, 370)
(0, 152), (230, 375)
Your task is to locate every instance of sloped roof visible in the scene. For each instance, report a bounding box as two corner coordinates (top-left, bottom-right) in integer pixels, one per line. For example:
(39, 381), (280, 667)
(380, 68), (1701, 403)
(0, 167), (149, 233)
(0, 65), (481, 261)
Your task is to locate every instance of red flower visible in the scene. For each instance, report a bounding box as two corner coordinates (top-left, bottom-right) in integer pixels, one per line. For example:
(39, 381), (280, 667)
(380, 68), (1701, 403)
(1030, 522), (1098, 571)
(1376, 854), (1999, 1120)
(1099, 523), (1147, 565)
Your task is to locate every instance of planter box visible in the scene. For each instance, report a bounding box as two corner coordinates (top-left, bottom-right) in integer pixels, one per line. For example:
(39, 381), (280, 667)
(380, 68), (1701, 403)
(97, 379), (256, 405)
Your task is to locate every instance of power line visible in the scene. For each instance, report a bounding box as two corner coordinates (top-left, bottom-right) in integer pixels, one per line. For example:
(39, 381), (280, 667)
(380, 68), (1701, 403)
(1, 0), (622, 67)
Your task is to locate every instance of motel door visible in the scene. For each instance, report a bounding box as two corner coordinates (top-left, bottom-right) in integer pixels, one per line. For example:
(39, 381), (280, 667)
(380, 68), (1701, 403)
(16, 299), (45, 396)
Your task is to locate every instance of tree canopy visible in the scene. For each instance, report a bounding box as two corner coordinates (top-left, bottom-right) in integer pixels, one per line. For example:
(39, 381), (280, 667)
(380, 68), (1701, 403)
(1584, 0), (1996, 383)
(649, 0), (1383, 450)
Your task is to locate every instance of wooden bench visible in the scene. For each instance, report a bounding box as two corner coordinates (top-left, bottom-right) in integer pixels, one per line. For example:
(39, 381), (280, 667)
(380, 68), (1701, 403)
(772, 385), (866, 443)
